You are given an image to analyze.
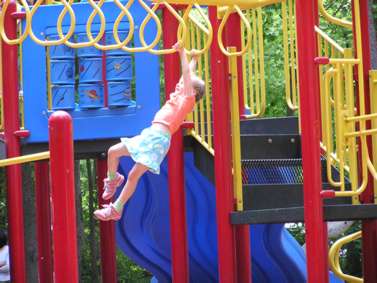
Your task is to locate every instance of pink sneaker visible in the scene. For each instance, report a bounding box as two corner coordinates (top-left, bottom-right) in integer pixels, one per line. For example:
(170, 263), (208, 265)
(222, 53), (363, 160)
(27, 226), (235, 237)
(93, 204), (122, 221)
(102, 173), (124, 200)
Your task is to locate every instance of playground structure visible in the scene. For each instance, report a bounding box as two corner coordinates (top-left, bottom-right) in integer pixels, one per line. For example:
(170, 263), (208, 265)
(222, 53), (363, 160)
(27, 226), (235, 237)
(0, 0), (376, 282)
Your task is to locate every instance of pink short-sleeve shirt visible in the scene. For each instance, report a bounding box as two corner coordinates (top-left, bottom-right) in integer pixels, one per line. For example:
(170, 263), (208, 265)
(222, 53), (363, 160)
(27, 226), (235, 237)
(152, 91), (195, 134)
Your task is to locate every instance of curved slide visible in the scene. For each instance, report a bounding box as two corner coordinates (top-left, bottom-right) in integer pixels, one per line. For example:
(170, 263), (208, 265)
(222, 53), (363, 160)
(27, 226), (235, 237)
(116, 153), (342, 282)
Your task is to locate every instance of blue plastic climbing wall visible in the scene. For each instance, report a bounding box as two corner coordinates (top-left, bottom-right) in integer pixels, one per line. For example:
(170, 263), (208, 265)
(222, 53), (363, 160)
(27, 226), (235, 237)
(21, 1), (160, 143)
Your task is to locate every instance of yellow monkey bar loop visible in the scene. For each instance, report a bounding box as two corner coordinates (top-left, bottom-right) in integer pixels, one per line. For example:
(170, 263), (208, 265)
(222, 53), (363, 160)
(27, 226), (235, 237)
(0, 0), (215, 55)
(328, 231), (363, 283)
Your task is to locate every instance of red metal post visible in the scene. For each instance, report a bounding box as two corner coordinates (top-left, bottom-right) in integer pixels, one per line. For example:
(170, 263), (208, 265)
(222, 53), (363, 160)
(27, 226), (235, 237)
(295, 1), (329, 282)
(356, 1), (377, 281)
(97, 158), (117, 283)
(34, 161), (53, 283)
(162, 7), (190, 283)
(209, 7), (238, 283)
(1, 1), (26, 282)
(49, 111), (79, 283)
(225, 12), (251, 283)
(225, 14), (245, 117)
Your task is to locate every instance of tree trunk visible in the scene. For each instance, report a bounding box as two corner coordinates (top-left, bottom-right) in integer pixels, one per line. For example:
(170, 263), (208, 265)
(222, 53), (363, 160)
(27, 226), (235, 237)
(22, 164), (38, 283)
(75, 160), (84, 279)
(87, 159), (100, 281)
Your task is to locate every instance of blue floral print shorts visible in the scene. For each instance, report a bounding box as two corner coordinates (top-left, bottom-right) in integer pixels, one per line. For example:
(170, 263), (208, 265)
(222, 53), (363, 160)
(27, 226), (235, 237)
(121, 126), (171, 174)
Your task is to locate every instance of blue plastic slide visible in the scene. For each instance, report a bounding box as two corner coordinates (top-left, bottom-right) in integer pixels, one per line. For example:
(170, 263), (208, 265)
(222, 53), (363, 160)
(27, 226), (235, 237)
(116, 153), (342, 282)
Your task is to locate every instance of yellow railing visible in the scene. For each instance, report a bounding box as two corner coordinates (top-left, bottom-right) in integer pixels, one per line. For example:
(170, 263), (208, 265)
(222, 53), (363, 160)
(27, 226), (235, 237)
(328, 231), (363, 283)
(187, 7), (214, 155)
(241, 8), (266, 118)
(317, 0), (377, 198)
(282, 0), (299, 111)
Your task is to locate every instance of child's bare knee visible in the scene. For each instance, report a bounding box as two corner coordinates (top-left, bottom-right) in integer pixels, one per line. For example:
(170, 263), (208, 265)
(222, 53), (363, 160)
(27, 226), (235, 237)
(107, 146), (118, 158)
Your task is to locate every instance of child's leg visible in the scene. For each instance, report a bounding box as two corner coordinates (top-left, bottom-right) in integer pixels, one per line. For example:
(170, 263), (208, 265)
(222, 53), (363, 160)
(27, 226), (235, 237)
(113, 163), (149, 212)
(107, 142), (130, 178)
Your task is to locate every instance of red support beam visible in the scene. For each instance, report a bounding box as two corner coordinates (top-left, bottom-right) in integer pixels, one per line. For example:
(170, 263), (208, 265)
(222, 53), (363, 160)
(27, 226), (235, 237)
(209, 7), (238, 283)
(162, 7), (190, 283)
(356, 1), (377, 281)
(225, 14), (245, 117)
(295, 1), (329, 282)
(35, 161), (53, 283)
(49, 111), (79, 283)
(96, 158), (118, 283)
(225, 12), (251, 283)
(1, 1), (26, 282)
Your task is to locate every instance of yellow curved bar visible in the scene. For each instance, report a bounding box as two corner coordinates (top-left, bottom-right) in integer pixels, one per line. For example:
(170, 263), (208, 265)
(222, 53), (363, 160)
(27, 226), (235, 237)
(218, 6), (251, 57)
(328, 231), (362, 283)
(0, 151), (50, 167)
(318, 0), (352, 29)
(133, 1), (163, 53)
(143, 2), (188, 55)
(57, 0), (105, 48)
(28, 0), (76, 46)
(111, 0), (136, 50)
(0, 0), (32, 45)
(184, 4), (213, 56)
(80, 0), (107, 49)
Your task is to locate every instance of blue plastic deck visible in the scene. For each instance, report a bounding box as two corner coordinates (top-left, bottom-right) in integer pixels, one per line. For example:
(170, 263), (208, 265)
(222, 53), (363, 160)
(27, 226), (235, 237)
(21, 1), (160, 143)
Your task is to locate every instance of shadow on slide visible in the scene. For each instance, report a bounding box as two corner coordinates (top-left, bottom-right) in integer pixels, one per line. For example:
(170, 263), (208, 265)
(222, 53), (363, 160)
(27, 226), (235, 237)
(116, 152), (342, 283)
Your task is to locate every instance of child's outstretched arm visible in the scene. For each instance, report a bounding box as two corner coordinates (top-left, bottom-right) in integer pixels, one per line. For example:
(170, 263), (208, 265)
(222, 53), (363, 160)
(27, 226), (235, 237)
(173, 42), (193, 96)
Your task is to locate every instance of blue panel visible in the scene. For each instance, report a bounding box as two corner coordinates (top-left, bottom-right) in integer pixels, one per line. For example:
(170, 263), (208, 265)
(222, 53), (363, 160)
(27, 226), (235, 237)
(21, 1), (160, 143)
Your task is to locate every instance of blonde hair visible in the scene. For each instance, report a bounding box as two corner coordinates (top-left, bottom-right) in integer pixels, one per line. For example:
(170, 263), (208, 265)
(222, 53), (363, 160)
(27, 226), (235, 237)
(192, 76), (205, 102)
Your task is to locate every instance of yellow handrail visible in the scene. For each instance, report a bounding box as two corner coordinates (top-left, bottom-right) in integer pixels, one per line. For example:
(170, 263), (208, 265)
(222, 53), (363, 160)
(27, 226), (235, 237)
(0, 151), (50, 167)
(328, 231), (362, 283)
(228, 47), (243, 210)
(318, 0), (352, 29)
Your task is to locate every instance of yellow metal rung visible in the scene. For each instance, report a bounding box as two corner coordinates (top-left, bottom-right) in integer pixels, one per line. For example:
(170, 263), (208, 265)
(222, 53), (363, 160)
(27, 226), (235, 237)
(0, 151), (50, 167)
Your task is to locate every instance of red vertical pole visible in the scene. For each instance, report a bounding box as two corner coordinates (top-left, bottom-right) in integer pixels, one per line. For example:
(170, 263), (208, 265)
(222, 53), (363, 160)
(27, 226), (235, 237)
(225, 14), (245, 117)
(295, 1), (329, 283)
(209, 7), (238, 283)
(162, 7), (190, 283)
(35, 161), (53, 283)
(356, 1), (377, 281)
(1, 1), (26, 282)
(225, 13), (252, 283)
(97, 158), (118, 283)
(49, 111), (79, 283)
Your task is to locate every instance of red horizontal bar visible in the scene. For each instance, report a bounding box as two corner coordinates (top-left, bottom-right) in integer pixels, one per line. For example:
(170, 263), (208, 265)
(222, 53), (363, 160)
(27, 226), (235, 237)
(314, 57), (330, 65)
(14, 130), (30, 138)
(320, 190), (336, 199)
